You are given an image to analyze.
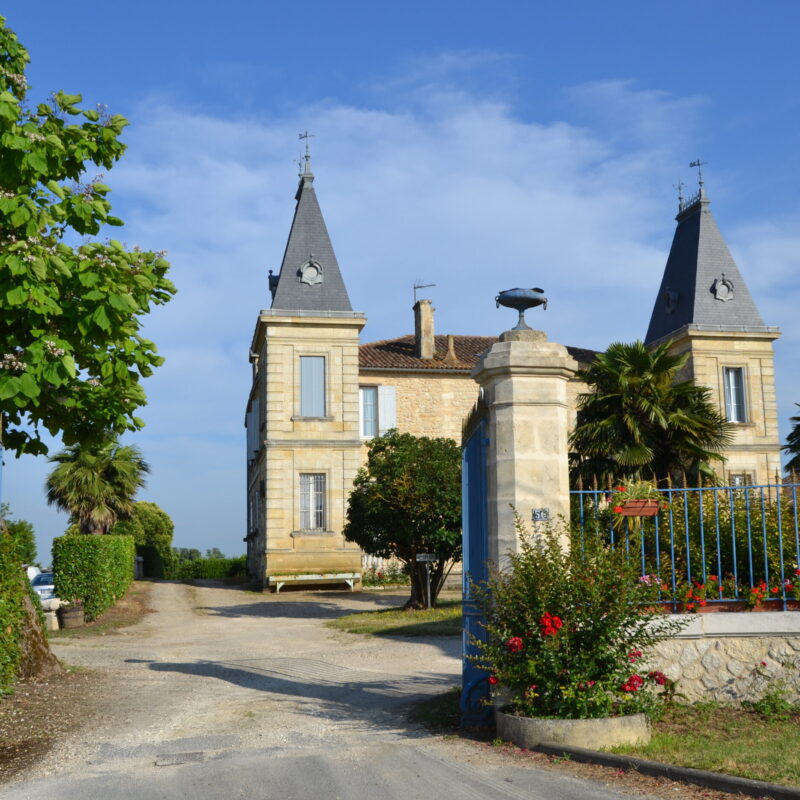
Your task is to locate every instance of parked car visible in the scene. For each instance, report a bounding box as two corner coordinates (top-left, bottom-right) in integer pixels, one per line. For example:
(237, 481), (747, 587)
(30, 571), (55, 600)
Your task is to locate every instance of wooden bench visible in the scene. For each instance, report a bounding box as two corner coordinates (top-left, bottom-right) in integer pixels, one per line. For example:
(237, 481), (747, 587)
(269, 572), (361, 593)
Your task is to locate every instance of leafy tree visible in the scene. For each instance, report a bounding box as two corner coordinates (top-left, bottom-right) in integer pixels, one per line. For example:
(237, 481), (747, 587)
(109, 500), (175, 576)
(344, 431), (461, 609)
(0, 502), (36, 563)
(174, 547), (201, 562)
(784, 404), (800, 475)
(45, 439), (149, 534)
(0, 16), (175, 458)
(205, 547), (224, 559)
(570, 341), (734, 486)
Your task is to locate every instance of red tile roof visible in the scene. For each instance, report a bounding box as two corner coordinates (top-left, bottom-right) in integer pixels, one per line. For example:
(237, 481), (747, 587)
(359, 335), (597, 372)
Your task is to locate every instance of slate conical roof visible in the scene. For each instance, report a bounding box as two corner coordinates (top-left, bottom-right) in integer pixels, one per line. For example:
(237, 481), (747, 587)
(269, 167), (353, 313)
(645, 189), (766, 344)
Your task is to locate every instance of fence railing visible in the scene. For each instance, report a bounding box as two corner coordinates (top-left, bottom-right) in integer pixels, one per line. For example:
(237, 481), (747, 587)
(571, 483), (800, 611)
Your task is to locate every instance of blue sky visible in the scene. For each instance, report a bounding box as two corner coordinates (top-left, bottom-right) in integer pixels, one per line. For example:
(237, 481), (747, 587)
(3, 2), (799, 561)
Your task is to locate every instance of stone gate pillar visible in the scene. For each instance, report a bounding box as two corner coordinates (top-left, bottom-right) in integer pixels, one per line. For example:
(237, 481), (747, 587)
(472, 328), (577, 567)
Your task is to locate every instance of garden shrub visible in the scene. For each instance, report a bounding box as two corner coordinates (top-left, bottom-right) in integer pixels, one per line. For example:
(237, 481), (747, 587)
(0, 527), (27, 691)
(362, 562), (410, 586)
(109, 502), (176, 578)
(52, 535), (135, 621)
(473, 519), (685, 720)
(173, 555), (247, 581)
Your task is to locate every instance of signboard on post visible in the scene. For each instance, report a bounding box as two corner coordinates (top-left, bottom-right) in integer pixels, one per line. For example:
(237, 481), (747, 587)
(415, 553), (437, 562)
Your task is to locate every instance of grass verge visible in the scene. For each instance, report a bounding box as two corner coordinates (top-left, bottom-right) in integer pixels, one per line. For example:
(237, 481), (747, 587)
(49, 580), (154, 638)
(407, 686), (463, 732)
(612, 702), (800, 787)
(326, 598), (462, 636)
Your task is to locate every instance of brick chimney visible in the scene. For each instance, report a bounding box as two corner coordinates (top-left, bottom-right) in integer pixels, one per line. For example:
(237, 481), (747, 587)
(413, 299), (435, 359)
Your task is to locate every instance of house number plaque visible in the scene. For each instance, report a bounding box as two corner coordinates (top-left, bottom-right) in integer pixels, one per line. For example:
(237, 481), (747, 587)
(531, 508), (551, 522)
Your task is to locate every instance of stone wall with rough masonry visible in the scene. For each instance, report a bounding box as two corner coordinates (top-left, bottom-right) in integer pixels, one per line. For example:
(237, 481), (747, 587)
(648, 613), (800, 703)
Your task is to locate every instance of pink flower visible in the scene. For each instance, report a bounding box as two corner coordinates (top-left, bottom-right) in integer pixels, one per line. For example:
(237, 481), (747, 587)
(506, 636), (524, 653)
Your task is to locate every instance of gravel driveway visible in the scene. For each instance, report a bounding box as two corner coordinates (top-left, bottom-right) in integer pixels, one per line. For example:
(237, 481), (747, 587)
(3, 581), (669, 799)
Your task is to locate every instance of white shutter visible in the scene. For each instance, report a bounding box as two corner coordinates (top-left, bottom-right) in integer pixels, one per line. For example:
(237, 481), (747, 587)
(301, 356), (325, 417)
(377, 385), (396, 435)
(251, 396), (260, 456)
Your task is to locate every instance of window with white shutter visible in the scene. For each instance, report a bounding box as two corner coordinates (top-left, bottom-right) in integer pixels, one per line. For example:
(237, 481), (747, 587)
(300, 356), (325, 417)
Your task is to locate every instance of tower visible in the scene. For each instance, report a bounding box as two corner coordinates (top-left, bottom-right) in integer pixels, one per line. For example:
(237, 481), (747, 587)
(245, 157), (365, 587)
(644, 183), (781, 484)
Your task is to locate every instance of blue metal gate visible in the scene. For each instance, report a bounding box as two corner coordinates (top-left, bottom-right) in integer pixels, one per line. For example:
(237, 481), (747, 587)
(460, 417), (491, 725)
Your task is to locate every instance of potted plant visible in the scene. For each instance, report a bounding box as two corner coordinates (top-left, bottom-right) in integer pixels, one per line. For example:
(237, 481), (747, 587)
(611, 481), (665, 518)
(57, 597), (85, 629)
(471, 519), (685, 748)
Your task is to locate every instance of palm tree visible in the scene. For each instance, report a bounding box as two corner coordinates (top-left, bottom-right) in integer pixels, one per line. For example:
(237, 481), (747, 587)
(784, 404), (800, 476)
(569, 340), (734, 486)
(45, 439), (150, 534)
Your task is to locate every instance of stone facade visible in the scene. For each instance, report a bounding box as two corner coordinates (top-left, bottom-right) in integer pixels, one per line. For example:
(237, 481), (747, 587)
(357, 370), (479, 443)
(246, 311), (365, 585)
(659, 327), (782, 485)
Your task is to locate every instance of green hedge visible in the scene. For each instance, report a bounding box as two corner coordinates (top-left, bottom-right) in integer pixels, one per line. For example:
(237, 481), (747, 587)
(52, 535), (135, 622)
(174, 555), (247, 581)
(0, 528), (27, 691)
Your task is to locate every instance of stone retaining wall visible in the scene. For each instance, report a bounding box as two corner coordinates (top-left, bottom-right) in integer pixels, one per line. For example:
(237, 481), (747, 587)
(648, 612), (800, 703)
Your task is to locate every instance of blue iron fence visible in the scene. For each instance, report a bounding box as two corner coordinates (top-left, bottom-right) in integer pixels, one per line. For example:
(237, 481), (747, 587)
(571, 483), (800, 611)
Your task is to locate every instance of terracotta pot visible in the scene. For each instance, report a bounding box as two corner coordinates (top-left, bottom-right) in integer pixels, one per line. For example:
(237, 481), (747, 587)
(617, 499), (660, 517)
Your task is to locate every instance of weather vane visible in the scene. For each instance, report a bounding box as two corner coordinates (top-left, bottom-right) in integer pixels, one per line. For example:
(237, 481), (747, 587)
(689, 159), (707, 188)
(298, 131), (315, 172)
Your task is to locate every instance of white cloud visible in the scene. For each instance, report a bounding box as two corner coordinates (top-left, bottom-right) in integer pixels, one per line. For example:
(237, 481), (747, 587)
(5, 72), (799, 559)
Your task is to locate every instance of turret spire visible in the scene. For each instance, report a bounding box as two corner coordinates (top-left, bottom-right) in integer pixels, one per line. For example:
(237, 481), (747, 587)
(645, 182), (766, 345)
(269, 152), (353, 313)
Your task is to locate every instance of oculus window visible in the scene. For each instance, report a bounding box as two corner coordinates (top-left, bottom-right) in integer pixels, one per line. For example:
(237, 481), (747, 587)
(300, 473), (326, 530)
(723, 367), (747, 423)
(300, 356), (325, 417)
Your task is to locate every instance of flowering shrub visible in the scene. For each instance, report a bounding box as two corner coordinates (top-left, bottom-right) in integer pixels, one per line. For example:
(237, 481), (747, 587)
(362, 562), (409, 587)
(472, 519), (685, 719)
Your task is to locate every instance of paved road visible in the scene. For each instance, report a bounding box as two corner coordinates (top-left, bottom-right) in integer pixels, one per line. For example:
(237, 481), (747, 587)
(4, 582), (661, 799)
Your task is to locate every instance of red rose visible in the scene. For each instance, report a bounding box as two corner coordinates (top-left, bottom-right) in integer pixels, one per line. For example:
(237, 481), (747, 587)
(615, 486), (626, 492)
(488, 675), (499, 685)
(506, 636), (524, 653)
(613, 506), (623, 513)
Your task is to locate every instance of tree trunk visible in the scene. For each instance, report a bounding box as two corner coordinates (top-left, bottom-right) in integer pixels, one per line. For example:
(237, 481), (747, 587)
(16, 574), (62, 681)
(405, 561), (448, 609)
